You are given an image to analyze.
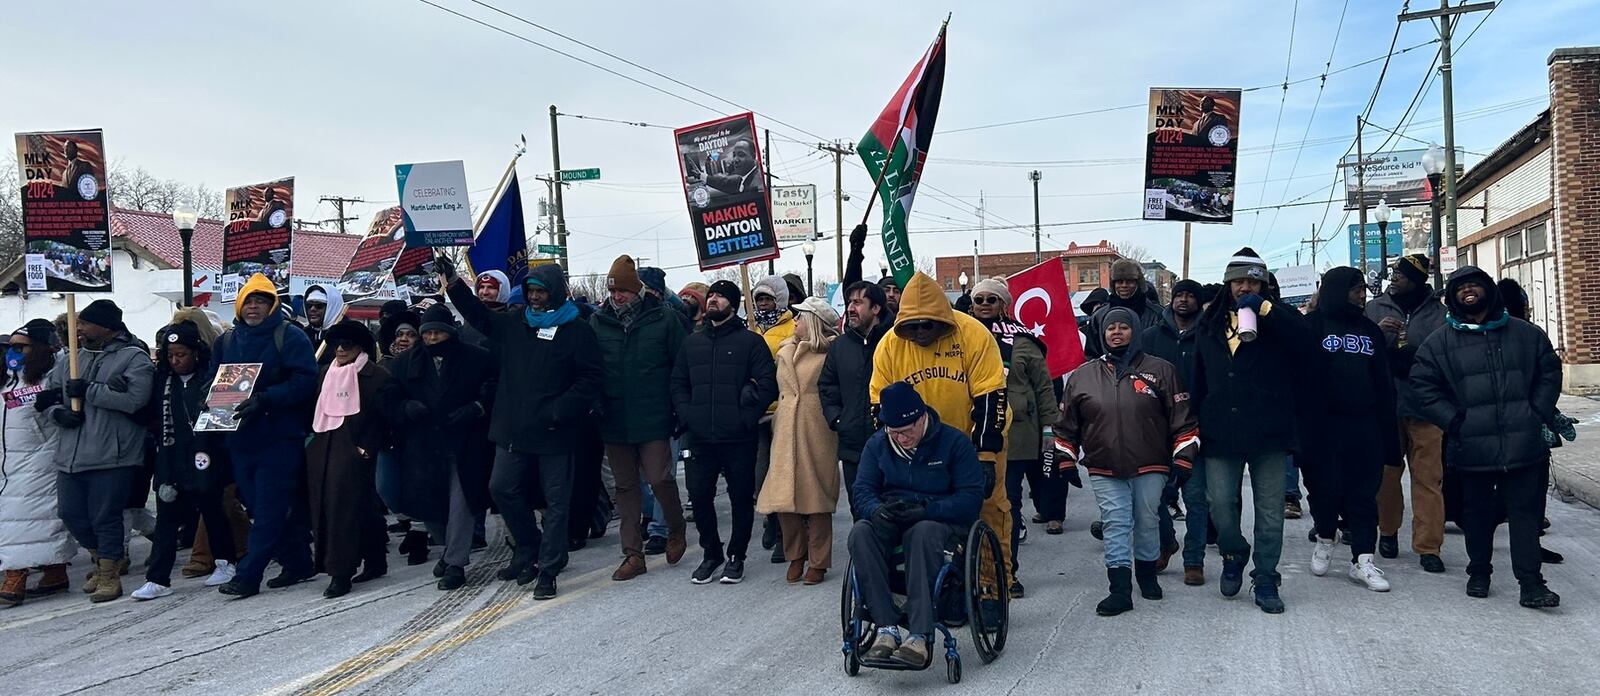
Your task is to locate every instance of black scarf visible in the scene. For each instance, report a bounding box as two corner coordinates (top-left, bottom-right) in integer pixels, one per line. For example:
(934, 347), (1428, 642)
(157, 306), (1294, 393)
(1389, 283), (1430, 315)
(981, 316), (1041, 367)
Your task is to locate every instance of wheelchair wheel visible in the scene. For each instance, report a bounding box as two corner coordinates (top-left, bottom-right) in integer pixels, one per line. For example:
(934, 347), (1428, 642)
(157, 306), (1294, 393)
(840, 563), (867, 676)
(964, 520), (1008, 663)
(946, 655), (962, 684)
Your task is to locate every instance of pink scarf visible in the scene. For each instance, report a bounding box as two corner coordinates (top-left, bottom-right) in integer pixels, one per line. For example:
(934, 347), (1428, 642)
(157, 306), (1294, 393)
(312, 352), (367, 434)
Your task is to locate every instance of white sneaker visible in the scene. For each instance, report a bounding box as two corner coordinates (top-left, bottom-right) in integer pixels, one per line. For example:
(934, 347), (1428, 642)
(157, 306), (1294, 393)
(1348, 554), (1391, 592)
(1018, 525), (1028, 544)
(131, 582), (172, 601)
(204, 560), (237, 587)
(1311, 538), (1335, 576)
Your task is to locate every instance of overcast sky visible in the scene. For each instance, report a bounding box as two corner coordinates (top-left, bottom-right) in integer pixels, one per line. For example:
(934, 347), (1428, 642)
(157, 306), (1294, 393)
(6, 0), (1596, 286)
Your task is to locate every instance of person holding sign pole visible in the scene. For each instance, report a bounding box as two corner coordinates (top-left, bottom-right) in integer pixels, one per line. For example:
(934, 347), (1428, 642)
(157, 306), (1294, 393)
(40, 300), (154, 604)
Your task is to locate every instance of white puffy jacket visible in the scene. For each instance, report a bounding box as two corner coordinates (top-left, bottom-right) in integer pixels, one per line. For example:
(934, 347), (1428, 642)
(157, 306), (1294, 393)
(0, 382), (77, 570)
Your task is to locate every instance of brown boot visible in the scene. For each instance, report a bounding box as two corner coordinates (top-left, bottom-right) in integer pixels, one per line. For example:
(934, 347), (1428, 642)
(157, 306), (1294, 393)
(611, 556), (647, 582)
(28, 564), (69, 597)
(0, 570), (27, 606)
(82, 554), (100, 594)
(803, 568), (827, 585)
(1183, 566), (1205, 586)
(664, 532), (687, 566)
(89, 558), (122, 603)
(786, 560), (805, 584)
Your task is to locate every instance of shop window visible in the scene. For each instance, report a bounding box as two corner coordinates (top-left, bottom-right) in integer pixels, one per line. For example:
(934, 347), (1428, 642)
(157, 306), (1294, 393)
(1504, 230), (1524, 262)
(1078, 267), (1100, 286)
(1525, 222), (1548, 256)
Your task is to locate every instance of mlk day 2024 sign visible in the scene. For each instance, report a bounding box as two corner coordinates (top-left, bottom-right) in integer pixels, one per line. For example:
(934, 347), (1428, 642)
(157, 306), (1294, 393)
(14, 129), (114, 293)
(396, 160), (473, 247)
(221, 177), (295, 300)
(338, 207), (406, 301)
(1142, 88), (1241, 224)
(673, 112), (778, 271)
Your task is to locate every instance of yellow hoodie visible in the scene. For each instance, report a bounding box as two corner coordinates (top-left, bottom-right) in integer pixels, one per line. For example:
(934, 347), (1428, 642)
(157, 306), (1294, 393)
(234, 273), (281, 320)
(870, 272), (1009, 454)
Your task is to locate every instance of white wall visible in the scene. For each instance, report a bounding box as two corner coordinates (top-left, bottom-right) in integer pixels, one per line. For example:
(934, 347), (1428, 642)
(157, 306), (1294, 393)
(0, 249), (179, 347)
(1458, 148), (1552, 239)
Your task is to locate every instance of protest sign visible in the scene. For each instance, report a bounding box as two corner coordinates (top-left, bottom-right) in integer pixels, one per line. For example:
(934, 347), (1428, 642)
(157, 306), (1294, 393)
(1142, 88), (1241, 223)
(396, 160), (474, 247)
(222, 177), (294, 300)
(771, 184), (818, 243)
(14, 129), (113, 292)
(337, 207), (406, 301)
(673, 113), (778, 270)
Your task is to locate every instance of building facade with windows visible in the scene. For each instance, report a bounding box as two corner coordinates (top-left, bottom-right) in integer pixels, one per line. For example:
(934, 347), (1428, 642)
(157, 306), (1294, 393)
(934, 240), (1123, 294)
(1454, 47), (1599, 391)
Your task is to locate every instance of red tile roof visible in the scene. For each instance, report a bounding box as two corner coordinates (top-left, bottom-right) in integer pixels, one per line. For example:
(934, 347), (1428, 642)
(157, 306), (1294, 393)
(110, 207), (362, 278)
(1062, 240), (1119, 258)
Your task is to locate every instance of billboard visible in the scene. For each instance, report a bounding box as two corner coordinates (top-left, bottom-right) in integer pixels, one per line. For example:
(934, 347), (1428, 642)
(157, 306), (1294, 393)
(771, 184), (818, 243)
(673, 112), (778, 270)
(14, 129), (114, 292)
(222, 177), (295, 300)
(1340, 147), (1464, 210)
(1142, 87), (1241, 223)
(1347, 221), (1406, 271)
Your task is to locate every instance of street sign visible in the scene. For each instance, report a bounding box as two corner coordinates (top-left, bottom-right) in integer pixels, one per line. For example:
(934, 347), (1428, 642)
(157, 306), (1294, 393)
(536, 244), (564, 254)
(559, 168), (601, 182)
(1439, 246), (1458, 275)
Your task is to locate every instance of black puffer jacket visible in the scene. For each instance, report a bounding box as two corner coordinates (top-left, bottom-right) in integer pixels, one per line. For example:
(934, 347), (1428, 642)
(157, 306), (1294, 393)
(446, 265), (604, 455)
(1141, 307), (1199, 392)
(670, 316), (778, 444)
(1410, 266), (1562, 472)
(819, 314), (894, 463)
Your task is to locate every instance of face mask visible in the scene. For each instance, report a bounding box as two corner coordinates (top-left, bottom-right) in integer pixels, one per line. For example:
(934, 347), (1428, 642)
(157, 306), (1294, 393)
(5, 348), (23, 372)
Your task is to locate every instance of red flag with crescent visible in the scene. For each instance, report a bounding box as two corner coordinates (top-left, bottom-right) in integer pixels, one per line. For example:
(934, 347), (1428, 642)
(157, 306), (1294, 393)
(1007, 259), (1085, 378)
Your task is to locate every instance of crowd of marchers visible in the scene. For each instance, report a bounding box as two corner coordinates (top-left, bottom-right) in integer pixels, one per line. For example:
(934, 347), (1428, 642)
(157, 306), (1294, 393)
(0, 224), (1577, 660)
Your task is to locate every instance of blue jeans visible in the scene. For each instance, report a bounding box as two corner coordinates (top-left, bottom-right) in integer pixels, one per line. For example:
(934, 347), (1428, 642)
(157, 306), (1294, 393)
(1089, 473), (1167, 569)
(1180, 458), (1210, 568)
(1205, 452), (1288, 585)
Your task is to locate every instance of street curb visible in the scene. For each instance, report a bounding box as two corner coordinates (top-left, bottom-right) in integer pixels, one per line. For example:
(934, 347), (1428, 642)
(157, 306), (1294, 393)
(1552, 461), (1600, 512)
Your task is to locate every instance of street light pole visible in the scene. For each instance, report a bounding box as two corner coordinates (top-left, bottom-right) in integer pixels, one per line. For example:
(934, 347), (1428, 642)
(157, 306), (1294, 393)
(1423, 144), (1447, 288)
(1029, 170), (1042, 263)
(172, 204), (198, 306)
(1375, 197), (1392, 277)
(802, 240), (816, 295)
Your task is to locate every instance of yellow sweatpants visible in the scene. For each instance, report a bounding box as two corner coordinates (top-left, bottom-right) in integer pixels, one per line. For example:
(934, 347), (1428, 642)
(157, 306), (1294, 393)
(978, 450), (1013, 594)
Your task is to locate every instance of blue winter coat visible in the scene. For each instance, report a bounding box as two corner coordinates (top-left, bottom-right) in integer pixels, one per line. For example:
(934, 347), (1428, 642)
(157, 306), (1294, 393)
(853, 411), (985, 526)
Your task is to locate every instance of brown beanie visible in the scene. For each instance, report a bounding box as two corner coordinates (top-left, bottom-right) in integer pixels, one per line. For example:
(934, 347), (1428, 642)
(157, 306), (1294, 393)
(607, 255), (643, 294)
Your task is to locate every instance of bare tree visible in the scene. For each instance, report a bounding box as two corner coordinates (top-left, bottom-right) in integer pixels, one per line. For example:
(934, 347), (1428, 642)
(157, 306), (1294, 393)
(0, 155), (22, 263)
(1115, 242), (1152, 263)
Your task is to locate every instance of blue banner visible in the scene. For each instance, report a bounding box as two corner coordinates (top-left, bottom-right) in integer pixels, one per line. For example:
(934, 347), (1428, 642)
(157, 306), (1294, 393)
(467, 171), (528, 288)
(1347, 222), (1404, 270)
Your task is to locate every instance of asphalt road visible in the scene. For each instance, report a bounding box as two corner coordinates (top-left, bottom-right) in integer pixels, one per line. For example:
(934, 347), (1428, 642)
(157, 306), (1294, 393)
(3, 472), (1597, 696)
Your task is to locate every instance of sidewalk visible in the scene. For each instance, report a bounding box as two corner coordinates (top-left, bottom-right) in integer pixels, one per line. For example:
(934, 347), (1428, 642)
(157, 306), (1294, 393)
(1551, 394), (1600, 510)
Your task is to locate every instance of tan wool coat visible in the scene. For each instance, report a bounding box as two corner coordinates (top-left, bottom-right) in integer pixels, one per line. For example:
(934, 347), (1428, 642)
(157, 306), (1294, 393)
(757, 335), (840, 515)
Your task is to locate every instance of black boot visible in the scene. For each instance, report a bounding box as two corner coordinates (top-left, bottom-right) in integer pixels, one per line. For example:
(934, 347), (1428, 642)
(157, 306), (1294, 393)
(1096, 567), (1134, 616)
(1134, 559), (1163, 600)
(400, 531), (430, 566)
(323, 576), (352, 599)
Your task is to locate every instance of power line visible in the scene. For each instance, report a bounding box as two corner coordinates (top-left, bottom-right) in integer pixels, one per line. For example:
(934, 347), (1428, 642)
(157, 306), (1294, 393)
(1263, 0), (1349, 240)
(1250, 0), (1302, 241)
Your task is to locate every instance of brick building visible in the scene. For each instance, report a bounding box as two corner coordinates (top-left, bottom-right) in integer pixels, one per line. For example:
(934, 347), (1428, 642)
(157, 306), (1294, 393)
(934, 239), (1122, 293)
(1454, 47), (1599, 391)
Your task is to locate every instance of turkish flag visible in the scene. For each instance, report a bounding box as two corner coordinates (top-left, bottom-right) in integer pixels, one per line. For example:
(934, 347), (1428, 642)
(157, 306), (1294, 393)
(1007, 259), (1086, 378)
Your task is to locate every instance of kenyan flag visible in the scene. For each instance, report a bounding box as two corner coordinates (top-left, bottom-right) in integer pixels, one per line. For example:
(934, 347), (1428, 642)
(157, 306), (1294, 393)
(859, 22), (947, 287)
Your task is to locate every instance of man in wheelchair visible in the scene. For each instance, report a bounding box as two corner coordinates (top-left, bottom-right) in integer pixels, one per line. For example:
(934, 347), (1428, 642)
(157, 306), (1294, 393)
(847, 382), (986, 668)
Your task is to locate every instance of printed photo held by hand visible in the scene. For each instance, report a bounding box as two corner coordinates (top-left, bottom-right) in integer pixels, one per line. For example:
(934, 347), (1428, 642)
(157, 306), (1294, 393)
(194, 362), (263, 432)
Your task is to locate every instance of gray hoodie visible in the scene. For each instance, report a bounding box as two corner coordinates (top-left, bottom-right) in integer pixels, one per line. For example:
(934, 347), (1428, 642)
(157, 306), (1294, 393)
(45, 333), (155, 473)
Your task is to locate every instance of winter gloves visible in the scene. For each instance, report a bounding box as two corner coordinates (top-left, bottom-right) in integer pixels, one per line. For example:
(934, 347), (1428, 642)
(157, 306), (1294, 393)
(1234, 293), (1265, 313)
(50, 409), (84, 429)
(33, 389), (61, 412)
(64, 378), (88, 399)
(445, 402), (484, 428)
(1543, 411), (1580, 448)
(233, 396), (264, 422)
(403, 400), (431, 423)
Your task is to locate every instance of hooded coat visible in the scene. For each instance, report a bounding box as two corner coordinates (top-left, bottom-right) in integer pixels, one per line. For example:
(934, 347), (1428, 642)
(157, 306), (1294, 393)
(1301, 267), (1401, 466)
(381, 335), (496, 520)
(1409, 266), (1562, 472)
(0, 371), (76, 570)
(301, 284), (346, 351)
(1142, 306), (1200, 393)
(590, 293), (689, 444)
(870, 273), (1010, 459)
(757, 335), (840, 515)
(1364, 282), (1448, 421)
(981, 317), (1059, 461)
(215, 274), (321, 445)
(1190, 281), (1312, 457)
(445, 264), (604, 455)
(1056, 308), (1198, 480)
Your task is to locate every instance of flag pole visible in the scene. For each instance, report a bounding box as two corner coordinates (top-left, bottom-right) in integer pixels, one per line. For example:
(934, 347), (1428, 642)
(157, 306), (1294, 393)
(461, 139), (527, 279)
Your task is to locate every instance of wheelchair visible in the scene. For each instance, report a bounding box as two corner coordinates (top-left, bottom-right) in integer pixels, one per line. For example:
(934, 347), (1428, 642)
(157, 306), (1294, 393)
(839, 518), (1008, 683)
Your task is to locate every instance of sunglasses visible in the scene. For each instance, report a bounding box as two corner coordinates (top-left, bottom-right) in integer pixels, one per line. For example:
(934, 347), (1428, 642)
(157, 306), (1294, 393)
(899, 320), (941, 333)
(333, 340), (361, 351)
(972, 295), (1003, 305)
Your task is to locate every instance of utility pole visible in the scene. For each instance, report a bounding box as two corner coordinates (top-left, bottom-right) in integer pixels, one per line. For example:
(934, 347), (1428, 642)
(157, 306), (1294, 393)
(318, 196), (363, 235)
(818, 141), (855, 280)
(976, 191), (986, 254)
(1401, 0), (1495, 251)
(1301, 223), (1334, 267)
(1029, 170), (1042, 263)
(1182, 222), (1192, 279)
(764, 128), (774, 276)
(549, 105), (569, 271)
(1355, 115), (1369, 277)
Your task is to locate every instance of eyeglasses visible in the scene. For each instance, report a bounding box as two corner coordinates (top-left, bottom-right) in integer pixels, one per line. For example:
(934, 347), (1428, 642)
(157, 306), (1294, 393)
(972, 295), (1002, 305)
(333, 340), (361, 351)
